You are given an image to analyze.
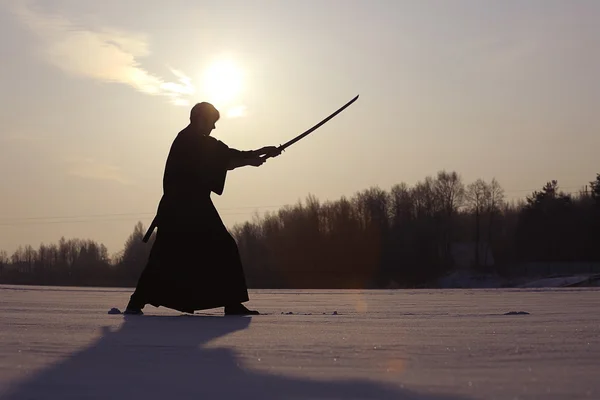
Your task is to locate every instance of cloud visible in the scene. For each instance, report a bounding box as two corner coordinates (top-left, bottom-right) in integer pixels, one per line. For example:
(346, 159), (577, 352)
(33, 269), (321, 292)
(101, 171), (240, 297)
(66, 157), (130, 185)
(10, 2), (194, 106)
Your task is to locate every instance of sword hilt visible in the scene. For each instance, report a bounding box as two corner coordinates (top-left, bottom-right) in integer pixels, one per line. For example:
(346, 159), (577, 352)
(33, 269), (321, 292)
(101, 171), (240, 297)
(263, 145), (284, 160)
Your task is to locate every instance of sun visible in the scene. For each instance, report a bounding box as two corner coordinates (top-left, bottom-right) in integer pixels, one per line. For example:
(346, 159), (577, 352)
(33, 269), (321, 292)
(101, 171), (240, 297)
(201, 57), (244, 108)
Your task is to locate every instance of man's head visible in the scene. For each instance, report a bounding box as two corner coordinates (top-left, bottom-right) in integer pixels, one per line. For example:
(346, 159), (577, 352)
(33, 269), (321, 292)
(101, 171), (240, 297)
(190, 102), (220, 135)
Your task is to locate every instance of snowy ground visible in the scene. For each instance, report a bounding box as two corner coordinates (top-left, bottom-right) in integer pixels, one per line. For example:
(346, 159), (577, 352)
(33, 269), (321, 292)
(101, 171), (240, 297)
(0, 285), (598, 400)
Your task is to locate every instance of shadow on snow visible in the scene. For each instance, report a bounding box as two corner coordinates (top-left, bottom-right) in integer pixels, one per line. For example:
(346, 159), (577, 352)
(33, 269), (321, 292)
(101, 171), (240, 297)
(3, 315), (470, 400)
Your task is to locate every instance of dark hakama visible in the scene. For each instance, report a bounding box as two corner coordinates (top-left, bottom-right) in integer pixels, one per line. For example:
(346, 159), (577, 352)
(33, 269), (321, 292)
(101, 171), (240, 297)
(128, 126), (251, 313)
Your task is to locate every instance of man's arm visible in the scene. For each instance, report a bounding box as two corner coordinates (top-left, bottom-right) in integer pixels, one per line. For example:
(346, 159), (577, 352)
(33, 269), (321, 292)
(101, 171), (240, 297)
(227, 146), (281, 170)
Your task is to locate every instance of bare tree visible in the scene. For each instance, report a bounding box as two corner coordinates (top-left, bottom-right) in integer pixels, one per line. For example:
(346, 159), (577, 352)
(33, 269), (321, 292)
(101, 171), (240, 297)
(465, 179), (489, 269)
(434, 171), (465, 268)
(484, 178), (505, 266)
(11, 245), (24, 271)
(412, 176), (438, 218)
(389, 183), (413, 225)
(464, 178), (505, 270)
(0, 250), (7, 276)
(23, 245), (37, 275)
(435, 170), (465, 216)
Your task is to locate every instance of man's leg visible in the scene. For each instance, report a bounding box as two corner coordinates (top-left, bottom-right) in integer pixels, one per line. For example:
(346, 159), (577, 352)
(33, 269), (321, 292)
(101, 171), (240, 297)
(125, 286), (147, 315)
(125, 291), (146, 314)
(124, 257), (159, 315)
(222, 232), (259, 316)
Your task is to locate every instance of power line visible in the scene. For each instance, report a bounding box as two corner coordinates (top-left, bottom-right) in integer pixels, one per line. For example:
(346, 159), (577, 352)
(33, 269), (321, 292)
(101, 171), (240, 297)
(0, 204), (287, 225)
(0, 210), (273, 227)
(0, 186), (592, 227)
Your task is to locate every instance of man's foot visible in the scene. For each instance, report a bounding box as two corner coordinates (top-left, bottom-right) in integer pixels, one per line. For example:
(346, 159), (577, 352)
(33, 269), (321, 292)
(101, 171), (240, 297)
(224, 304), (259, 316)
(124, 306), (144, 315)
(124, 294), (145, 315)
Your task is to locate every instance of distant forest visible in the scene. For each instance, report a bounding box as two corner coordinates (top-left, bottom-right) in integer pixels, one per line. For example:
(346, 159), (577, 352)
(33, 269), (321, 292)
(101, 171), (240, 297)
(1, 171), (599, 289)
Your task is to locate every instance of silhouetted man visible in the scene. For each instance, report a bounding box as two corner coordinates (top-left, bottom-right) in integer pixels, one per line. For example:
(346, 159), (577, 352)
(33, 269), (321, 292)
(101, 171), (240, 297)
(125, 102), (280, 315)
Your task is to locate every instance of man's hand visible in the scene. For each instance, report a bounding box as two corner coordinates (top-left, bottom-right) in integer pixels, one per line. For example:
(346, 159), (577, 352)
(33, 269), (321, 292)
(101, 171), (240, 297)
(246, 156), (266, 167)
(257, 146), (282, 158)
(228, 146), (280, 170)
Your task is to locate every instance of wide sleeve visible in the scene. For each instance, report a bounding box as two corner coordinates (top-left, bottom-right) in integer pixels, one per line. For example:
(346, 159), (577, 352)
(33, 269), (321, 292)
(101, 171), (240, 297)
(200, 138), (227, 196)
(190, 136), (253, 196)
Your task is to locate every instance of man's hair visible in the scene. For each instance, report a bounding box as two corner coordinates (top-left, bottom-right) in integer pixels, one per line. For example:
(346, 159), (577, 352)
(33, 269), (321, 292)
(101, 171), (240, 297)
(190, 102), (220, 123)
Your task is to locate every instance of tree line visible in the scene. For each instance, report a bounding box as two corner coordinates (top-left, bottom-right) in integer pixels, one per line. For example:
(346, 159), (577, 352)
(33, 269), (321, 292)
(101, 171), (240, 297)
(1, 171), (599, 288)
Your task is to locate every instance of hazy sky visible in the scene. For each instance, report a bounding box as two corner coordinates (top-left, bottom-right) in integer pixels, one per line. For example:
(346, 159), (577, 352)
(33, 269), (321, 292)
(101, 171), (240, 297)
(1, 0), (599, 256)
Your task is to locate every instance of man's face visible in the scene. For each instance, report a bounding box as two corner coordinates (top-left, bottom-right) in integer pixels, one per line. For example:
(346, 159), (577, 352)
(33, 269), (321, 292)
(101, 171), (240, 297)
(198, 117), (218, 136)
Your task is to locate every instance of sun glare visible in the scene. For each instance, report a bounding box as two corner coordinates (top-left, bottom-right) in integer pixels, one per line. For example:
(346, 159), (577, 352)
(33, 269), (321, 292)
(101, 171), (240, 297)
(201, 58), (243, 108)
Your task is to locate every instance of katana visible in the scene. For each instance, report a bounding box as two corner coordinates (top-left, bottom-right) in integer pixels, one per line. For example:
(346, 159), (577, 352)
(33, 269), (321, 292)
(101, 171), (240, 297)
(266, 94), (359, 158)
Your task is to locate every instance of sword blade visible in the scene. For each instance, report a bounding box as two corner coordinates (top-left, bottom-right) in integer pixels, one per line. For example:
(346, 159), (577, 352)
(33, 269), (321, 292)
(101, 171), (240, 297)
(277, 94), (359, 152)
